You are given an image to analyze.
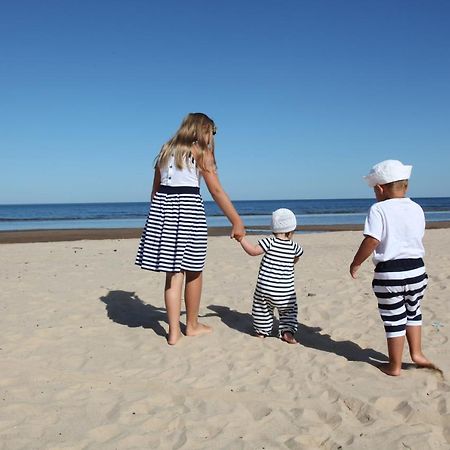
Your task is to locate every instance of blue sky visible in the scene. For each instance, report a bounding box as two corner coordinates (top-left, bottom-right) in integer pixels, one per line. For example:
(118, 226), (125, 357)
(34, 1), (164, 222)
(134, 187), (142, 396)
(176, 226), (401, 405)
(1, 0), (449, 204)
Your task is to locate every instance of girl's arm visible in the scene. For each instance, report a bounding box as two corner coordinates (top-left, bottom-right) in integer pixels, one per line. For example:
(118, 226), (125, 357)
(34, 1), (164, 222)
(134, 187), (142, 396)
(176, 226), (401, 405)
(239, 236), (264, 256)
(201, 154), (245, 241)
(151, 167), (161, 200)
(350, 235), (380, 279)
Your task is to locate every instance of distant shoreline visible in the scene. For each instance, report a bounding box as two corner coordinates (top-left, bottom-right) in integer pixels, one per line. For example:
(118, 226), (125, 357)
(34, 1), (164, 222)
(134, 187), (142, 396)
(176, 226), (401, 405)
(1, 221), (450, 244)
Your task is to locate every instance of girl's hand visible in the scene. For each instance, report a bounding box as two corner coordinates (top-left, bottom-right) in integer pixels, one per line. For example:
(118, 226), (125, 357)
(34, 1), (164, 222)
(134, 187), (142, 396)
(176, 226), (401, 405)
(231, 222), (245, 241)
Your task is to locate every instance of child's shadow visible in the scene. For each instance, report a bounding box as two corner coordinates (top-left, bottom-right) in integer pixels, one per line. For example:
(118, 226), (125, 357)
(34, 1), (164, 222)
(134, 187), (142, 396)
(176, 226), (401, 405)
(99, 290), (177, 337)
(206, 305), (388, 367)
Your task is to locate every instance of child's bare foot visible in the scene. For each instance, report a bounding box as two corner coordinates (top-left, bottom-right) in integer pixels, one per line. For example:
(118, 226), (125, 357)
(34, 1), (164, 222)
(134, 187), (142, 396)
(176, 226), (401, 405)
(254, 333), (266, 339)
(167, 330), (182, 346)
(281, 331), (298, 344)
(186, 322), (212, 337)
(411, 353), (434, 368)
(411, 353), (443, 376)
(377, 363), (401, 376)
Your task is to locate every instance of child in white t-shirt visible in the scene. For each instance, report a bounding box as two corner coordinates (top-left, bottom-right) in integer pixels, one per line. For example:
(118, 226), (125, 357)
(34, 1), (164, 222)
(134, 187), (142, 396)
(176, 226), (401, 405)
(350, 160), (439, 376)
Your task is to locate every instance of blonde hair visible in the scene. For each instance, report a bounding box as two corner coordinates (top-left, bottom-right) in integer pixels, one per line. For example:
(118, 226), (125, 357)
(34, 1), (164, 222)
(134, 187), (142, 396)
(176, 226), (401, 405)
(156, 113), (217, 172)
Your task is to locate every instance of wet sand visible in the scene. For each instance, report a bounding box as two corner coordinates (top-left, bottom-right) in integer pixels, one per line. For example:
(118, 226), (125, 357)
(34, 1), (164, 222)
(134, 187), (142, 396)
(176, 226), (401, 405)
(1, 221), (450, 244)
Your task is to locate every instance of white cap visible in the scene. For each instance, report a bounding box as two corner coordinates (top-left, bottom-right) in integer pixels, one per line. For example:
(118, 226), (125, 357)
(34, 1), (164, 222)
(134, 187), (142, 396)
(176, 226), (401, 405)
(271, 208), (297, 233)
(364, 159), (412, 187)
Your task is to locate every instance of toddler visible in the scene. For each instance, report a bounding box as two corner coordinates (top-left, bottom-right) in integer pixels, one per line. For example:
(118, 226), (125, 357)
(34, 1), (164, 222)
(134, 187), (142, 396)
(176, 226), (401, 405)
(238, 208), (303, 344)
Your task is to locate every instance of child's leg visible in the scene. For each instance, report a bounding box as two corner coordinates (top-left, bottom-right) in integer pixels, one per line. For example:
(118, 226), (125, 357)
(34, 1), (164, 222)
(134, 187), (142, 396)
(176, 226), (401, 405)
(278, 296), (298, 344)
(373, 266), (408, 375)
(164, 272), (184, 345)
(404, 275), (434, 367)
(184, 271), (212, 337)
(405, 325), (433, 367)
(252, 293), (274, 337)
(381, 336), (405, 376)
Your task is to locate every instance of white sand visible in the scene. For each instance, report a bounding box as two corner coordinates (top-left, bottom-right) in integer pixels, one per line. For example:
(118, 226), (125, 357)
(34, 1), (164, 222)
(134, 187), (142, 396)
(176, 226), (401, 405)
(0, 230), (449, 449)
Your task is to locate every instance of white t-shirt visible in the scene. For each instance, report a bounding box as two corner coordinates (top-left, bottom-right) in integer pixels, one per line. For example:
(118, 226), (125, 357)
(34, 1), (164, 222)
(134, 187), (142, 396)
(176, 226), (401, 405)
(364, 198), (425, 264)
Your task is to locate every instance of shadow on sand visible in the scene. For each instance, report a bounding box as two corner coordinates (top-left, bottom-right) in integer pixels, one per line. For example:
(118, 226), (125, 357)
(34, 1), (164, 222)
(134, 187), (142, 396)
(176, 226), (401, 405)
(99, 290), (175, 338)
(206, 304), (389, 367)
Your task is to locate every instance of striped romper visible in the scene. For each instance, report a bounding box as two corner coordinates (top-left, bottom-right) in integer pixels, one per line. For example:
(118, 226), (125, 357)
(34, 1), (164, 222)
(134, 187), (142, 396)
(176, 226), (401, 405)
(252, 237), (303, 337)
(135, 155), (207, 272)
(364, 198), (427, 338)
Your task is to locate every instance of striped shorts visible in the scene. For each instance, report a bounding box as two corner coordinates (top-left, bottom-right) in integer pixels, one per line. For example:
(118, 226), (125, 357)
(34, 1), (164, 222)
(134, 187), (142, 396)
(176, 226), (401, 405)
(135, 186), (207, 272)
(372, 258), (428, 338)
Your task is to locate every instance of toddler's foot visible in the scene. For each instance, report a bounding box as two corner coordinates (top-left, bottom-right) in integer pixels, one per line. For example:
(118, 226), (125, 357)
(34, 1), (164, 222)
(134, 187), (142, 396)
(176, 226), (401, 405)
(186, 322), (212, 338)
(377, 363), (401, 376)
(254, 333), (266, 339)
(281, 331), (298, 344)
(167, 330), (182, 346)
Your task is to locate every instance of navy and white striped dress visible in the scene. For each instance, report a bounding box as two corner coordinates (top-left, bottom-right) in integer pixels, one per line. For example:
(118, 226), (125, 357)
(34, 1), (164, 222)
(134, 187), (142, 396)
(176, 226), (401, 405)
(252, 237), (303, 336)
(135, 155), (207, 272)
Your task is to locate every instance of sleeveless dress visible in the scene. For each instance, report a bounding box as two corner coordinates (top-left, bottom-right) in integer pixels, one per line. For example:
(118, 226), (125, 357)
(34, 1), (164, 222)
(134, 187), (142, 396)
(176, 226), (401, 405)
(135, 155), (207, 272)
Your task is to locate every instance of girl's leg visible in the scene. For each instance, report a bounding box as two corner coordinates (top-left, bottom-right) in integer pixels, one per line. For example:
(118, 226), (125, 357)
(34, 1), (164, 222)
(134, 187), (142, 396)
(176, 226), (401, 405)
(184, 271), (212, 337)
(165, 272), (184, 345)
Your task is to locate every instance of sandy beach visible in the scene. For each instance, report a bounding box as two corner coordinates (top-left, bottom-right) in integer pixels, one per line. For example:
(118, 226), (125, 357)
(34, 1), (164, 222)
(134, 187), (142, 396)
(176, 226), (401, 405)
(1, 229), (449, 449)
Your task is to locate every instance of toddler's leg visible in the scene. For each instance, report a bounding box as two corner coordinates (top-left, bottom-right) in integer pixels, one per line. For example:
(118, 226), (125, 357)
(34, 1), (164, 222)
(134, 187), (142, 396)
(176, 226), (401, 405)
(185, 271), (212, 338)
(278, 296), (298, 344)
(165, 272), (184, 345)
(252, 292), (274, 337)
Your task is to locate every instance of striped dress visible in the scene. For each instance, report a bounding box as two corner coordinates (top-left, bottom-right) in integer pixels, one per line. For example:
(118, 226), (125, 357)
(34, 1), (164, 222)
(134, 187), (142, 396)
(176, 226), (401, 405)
(135, 156), (207, 272)
(252, 237), (303, 336)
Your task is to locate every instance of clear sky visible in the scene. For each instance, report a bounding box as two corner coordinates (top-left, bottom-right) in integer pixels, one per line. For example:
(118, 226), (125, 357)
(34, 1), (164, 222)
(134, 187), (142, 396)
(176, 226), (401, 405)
(1, 0), (449, 204)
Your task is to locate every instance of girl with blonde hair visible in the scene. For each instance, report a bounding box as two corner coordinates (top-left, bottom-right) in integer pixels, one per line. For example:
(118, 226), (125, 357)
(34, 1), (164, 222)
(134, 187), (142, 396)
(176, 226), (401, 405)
(136, 113), (245, 344)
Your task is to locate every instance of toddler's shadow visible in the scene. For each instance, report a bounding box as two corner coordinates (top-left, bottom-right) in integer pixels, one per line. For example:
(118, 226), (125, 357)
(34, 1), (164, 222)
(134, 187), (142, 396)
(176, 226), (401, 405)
(99, 290), (178, 337)
(206, 304), (389, 367)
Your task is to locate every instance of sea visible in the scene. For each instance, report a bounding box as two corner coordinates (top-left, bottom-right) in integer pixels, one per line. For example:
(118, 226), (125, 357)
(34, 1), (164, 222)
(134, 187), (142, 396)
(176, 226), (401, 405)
(1, 198), (450, 232)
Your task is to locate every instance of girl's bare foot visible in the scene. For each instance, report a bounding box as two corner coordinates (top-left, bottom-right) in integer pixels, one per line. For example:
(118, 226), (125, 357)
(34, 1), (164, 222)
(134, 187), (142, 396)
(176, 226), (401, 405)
(281, 331), (298, 344)
(254, 333), (266, 339)
(186, 322), (212, 337)
(377, 363), (401, 376)
(167, 330), (182, 346)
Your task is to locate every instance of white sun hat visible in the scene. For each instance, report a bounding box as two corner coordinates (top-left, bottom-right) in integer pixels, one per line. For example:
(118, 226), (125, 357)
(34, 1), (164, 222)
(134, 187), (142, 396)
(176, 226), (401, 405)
(364, 159), (412, 187)
(271, 208), (297, 233)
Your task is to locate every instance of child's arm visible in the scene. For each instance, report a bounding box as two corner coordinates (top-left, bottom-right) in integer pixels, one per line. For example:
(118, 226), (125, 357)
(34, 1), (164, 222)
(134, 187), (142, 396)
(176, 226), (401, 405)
(294, 256), (300, 264)
(201, 155), (245, 241)
(151, 167), (161, 200)
(350, 235), (380, 279)
(239, 236), (265, 256)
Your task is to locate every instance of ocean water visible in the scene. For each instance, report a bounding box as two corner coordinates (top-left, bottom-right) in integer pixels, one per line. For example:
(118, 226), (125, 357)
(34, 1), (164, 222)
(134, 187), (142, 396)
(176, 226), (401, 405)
(1, 198), (450, 232)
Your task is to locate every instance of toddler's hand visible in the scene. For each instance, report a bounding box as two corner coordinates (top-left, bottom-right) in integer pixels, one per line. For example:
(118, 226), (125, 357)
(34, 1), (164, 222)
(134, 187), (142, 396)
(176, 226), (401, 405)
(231, 223), (245, 241)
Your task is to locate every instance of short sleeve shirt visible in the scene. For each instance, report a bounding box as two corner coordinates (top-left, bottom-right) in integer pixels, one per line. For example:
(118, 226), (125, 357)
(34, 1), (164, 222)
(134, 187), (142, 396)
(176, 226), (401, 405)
(364, 198), (425, 264)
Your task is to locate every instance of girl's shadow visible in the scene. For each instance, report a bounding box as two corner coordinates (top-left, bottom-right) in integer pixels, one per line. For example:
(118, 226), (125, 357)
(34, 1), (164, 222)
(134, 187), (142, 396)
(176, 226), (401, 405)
(206, 304), (388, 367)
(99, 290), (178, 337)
